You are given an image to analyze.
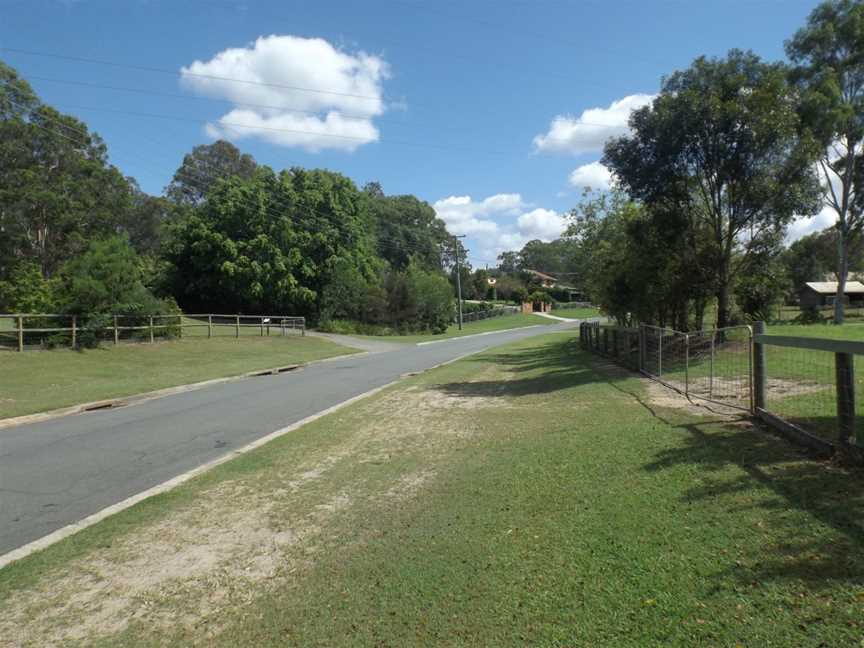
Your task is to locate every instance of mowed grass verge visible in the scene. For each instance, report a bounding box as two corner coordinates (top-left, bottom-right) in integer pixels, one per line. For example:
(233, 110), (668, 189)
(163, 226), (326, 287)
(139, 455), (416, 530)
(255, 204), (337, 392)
(0, 336), (358, 420)
(1, 332), (863, 646)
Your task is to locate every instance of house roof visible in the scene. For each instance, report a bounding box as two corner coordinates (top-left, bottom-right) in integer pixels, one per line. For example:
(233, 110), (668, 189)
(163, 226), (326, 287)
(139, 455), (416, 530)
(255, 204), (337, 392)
(804, 281), (864, 294)
(527, 269), (557, 282)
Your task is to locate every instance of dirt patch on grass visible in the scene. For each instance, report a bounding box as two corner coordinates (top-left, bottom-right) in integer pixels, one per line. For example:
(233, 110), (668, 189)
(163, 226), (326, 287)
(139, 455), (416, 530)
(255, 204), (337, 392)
(0, 369), (508, 646)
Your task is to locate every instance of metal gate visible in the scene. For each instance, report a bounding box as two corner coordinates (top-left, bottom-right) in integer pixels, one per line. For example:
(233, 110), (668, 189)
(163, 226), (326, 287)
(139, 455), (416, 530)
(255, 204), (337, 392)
(640, 324), (753, 412)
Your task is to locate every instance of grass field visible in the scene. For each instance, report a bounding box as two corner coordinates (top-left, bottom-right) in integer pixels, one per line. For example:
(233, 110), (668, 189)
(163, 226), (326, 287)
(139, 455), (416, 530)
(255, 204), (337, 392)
(551, 305), (602, 318)
(2, 332), (863, 646)
(0, 336), (357, 420)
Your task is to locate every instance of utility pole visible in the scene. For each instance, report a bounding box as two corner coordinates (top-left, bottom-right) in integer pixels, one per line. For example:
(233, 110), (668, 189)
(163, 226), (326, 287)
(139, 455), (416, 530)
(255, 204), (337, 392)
(454, 235), (466, 330)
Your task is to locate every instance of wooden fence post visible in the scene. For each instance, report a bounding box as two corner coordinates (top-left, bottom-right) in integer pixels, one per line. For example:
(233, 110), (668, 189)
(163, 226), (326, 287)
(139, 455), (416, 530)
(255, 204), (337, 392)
(836, 352), (855, 447)
(260, 316), (264, 337)
(17, 315), (23, 352)
(753, 321), (766, 412)
(149, 316), (154, 344)
(235, 315), (240, 338)
(71, 315), (77, 349)
(208, 315), (213, 339)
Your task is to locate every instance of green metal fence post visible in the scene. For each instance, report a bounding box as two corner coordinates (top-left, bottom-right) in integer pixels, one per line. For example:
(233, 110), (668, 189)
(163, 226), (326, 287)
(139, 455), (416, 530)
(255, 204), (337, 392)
(836, 352), (855, 447)
(753, 321), (766, 412)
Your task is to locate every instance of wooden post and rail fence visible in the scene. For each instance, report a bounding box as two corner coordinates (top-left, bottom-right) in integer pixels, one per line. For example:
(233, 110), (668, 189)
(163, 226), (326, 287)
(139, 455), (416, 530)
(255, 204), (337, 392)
(1, 313), (306, 352)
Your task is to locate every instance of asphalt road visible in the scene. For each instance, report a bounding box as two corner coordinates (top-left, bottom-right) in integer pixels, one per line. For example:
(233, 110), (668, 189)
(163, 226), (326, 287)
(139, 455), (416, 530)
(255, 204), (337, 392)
(0, 321), (576, 555)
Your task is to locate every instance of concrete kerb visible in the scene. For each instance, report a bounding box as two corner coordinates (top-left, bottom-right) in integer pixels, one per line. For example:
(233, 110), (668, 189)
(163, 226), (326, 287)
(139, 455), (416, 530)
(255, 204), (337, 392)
(0, 350), (368, 431)
(0, 346), (490, 570)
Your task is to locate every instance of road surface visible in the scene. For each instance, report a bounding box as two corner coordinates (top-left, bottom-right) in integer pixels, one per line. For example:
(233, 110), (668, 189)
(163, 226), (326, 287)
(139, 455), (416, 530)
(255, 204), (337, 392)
(0, 321), (576, 555)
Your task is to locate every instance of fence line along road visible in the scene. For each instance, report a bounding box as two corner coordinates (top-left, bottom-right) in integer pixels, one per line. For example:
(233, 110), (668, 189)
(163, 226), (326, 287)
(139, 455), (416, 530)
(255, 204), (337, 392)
(0, 312), (305, 352)
(457, 305), (520, 324)
(580, 320), (863, 464)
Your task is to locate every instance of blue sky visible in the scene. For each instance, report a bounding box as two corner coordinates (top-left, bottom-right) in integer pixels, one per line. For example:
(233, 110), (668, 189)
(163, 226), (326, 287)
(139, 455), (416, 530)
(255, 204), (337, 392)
(0, 0), (825, 266)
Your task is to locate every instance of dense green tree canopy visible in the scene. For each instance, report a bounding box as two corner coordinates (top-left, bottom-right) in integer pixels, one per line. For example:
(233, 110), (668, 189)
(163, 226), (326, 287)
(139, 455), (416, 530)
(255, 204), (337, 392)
(604, 49), (822, 328)
(787, 0), (864, 322)
(0, 61), (133, 281)
(165, 140), (257, 207)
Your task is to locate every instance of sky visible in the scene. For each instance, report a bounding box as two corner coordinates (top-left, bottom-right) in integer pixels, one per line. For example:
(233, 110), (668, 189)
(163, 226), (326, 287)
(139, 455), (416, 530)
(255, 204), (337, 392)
(0, 0), (832, 267)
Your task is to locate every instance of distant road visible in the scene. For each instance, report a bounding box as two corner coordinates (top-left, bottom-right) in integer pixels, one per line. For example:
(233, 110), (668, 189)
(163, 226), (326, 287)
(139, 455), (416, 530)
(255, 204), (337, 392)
(0, 321), (576, 555)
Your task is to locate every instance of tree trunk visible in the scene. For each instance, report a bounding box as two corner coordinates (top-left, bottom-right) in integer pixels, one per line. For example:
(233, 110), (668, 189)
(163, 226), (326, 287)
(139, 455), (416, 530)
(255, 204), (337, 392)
(835, 230), (848, 325)
(716, 267), (730, 330)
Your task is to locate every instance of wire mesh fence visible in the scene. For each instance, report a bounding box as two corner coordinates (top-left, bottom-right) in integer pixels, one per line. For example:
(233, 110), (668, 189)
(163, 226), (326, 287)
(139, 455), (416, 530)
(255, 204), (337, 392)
(0, 313), (305, 351)
(580, 319), (864, 461)
(754, 330), (863, 454)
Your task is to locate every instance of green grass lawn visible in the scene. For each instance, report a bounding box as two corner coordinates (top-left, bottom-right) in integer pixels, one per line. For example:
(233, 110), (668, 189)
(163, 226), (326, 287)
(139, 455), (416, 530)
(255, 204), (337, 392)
(551, 306), (601, 318)
(0, 336), (358, 420)
(350, 312), (553, 344)
(3, 332), (863, 646)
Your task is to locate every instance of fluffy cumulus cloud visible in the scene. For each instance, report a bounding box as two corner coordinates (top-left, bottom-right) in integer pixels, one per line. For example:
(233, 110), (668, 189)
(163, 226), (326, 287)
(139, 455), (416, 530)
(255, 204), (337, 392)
(180, 35), (389, 152)
(533, 94), (654, 155)
(568, 161), (613, 190)
(433, 193), (567, 261)
(432, 194), (525, 236)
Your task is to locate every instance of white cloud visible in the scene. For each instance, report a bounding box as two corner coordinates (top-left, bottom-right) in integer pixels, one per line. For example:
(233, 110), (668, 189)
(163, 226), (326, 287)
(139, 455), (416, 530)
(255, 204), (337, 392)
(533, 94), (654, 155)
(568, 161), (613, 190)
(433, 193), (566, 262)
(181, 34), (389, 152)
(432, 193), (527, 236)
(517, 208), (567, 240)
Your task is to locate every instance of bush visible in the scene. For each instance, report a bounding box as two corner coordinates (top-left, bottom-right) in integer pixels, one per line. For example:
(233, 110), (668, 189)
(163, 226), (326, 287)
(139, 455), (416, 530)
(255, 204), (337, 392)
(0, 262), (55, 313)
(55, 236), (179, 347)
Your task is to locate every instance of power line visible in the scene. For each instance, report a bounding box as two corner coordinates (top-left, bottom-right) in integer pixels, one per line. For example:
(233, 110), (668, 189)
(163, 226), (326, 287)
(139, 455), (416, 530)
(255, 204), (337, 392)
(50, 102), (519, 156)
(4, 48), (647, 138)
(0, 47), (382, 102)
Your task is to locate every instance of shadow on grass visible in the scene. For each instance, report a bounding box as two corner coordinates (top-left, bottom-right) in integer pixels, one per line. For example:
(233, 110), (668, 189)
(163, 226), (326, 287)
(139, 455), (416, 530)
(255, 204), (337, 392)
(430, 336), (624, 398)
(435, 336), (864, 589)
(600, 367), (864, 589)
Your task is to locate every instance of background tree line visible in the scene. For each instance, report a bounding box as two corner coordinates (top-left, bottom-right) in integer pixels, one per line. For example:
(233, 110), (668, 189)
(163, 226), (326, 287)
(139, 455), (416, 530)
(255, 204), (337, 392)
(513, 0), (864, 329)
(0, 60), (467, 334)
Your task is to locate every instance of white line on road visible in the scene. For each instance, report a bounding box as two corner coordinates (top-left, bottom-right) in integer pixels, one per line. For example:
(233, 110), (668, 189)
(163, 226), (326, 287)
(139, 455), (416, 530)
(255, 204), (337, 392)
(416, 325), (543, 346)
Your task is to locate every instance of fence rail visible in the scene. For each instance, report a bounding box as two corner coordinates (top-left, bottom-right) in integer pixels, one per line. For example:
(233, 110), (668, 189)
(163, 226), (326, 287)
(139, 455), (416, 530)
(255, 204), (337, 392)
(0, 312), (305, 351)
(457, 305), (520, 324)
(580, 320), (863, 462)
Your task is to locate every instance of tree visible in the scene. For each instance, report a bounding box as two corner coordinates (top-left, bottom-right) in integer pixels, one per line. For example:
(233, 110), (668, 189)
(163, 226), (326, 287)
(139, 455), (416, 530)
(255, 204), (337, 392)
(786, 0), (864, 323)
(166, 166), (378, 316)
(165, 140), (257, 206)
(0, 60), (134, 280)
(604, 50), (822, 329)
(55, 236), (166, 316)
(364, 187), (449, 271)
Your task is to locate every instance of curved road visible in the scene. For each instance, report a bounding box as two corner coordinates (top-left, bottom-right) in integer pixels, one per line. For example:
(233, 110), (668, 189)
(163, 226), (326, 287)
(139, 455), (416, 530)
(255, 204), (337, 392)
(0, 321), (576, 556)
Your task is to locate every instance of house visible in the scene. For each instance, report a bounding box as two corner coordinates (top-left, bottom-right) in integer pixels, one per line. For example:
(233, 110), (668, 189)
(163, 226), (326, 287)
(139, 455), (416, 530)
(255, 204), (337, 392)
(526, 269), (558, 289)
(798, 281), (864, 309)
